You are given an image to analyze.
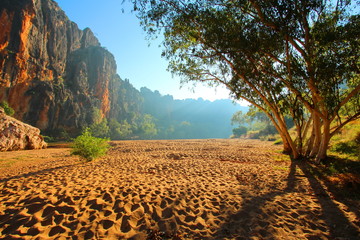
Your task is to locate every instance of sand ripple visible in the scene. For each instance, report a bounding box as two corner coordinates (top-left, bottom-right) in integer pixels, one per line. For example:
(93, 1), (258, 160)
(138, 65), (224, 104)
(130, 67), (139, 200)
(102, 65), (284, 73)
(0, 139), (359, 239)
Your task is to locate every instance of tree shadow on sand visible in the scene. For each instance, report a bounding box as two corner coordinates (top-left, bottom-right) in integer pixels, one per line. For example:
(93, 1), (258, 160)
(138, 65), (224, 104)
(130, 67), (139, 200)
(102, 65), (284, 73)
(213, 160), (360, 239)
(0, 163), (78, 184)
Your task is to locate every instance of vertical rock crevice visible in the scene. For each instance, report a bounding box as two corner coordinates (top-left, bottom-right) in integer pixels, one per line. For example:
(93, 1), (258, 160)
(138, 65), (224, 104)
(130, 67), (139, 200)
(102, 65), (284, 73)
(0, 0), (120, 136)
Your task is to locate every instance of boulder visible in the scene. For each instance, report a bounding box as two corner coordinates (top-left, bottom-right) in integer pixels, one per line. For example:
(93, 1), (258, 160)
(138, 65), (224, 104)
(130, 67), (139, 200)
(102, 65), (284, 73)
(0, 107), (47, 151)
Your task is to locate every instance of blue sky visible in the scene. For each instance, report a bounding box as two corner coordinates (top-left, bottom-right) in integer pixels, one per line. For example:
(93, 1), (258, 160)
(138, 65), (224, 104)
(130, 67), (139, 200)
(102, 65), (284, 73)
(55, 0), (233, 101)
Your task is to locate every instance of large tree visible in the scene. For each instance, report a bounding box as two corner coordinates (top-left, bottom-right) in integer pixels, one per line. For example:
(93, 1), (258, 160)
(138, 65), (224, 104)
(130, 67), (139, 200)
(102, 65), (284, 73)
(131, 0), (360, 161)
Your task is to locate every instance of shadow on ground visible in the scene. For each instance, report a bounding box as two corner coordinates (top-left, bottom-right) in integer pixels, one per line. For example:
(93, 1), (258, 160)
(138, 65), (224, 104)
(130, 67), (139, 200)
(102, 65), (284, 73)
(214, 160), (360, 239)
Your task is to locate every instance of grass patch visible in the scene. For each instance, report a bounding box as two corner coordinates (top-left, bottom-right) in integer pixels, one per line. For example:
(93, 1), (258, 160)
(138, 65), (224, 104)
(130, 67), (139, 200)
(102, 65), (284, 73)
(273, 153), (291, 162)
(0, 159), (16, 168)
(329, 119), (360, 160)
(273, 138), (283, 145)
(273, 166), (289, 171)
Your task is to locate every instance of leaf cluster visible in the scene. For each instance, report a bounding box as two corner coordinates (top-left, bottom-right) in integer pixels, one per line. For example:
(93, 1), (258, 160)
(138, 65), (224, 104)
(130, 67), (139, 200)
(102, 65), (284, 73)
(0, 101), (15, 116)
(71, 128), (110, 162)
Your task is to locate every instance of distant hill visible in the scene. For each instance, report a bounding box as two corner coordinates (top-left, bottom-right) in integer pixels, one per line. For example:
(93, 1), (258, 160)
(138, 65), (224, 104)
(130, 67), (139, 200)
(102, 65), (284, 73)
(140, 87), (248, 139)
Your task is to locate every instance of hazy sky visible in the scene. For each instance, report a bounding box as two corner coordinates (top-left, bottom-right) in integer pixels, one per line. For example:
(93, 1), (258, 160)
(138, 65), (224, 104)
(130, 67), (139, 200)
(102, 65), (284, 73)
(55, 0), (233, 101)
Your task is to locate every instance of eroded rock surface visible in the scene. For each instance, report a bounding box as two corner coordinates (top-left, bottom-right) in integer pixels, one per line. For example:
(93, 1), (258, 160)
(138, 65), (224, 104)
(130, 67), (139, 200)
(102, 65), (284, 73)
(0, 0), (131, 136)
(0, 107), (47, 151)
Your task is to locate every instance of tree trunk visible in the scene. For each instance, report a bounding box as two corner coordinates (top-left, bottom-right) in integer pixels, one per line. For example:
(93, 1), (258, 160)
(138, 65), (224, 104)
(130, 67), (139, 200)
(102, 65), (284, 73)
(315, 119), (331, 163)
(278, 121), (299, 159)
(310, 112), (321, 158)
(281, 133), (292, 154)
(295, 123), (303, 156)
(305, 128), (315, 156)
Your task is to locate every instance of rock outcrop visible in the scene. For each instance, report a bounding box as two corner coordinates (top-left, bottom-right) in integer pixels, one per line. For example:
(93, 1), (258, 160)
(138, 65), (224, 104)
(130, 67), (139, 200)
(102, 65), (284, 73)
(0, 0), (127, 136)
(0, 107), (47, 151)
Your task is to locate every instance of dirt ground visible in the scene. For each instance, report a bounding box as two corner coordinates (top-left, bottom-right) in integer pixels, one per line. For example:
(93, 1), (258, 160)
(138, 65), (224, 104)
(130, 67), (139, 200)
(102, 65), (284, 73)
(0, 139), (359, 239)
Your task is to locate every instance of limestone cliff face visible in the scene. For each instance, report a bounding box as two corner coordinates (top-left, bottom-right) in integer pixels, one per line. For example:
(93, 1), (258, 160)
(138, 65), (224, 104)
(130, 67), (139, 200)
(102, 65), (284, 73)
(0, 0), (120, 135)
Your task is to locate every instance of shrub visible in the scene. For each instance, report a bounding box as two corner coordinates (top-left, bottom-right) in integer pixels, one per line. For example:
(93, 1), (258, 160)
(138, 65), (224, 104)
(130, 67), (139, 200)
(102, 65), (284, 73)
(0, 101), (15, 116)
(71, 128), (110, 162)
(43, 135), (55, 142)
(232, 126), (248, 137)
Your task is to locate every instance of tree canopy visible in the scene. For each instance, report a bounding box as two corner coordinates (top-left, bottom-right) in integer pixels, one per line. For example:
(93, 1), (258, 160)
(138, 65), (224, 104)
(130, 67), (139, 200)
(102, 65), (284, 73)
(131, 0), (360, 161)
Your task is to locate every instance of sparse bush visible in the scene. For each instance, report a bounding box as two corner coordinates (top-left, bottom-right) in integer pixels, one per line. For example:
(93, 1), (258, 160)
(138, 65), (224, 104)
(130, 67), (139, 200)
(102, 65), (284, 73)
(71, 128), (110, 162)
(43, 135), (55, 142)
(232, 126), (248, 138)
(0, 101), (15, 116)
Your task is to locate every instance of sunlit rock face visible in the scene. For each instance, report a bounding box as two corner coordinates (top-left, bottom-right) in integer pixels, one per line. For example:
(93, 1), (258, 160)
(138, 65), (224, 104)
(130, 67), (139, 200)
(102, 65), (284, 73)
(0, 0), (119, 135)
(0, 107), (47, 151)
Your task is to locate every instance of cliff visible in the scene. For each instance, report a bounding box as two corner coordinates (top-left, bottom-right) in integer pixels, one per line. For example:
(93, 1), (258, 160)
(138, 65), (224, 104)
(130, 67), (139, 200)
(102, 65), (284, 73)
(0, 0), (124, 136)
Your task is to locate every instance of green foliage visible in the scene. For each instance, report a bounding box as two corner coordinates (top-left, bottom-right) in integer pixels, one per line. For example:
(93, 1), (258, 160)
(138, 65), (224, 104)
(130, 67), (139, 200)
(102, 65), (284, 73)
(231, 111), (249, 126)
(43, 135), (55, 143)
(60, 129), (72, 142)
(89, 119), (110, 138)
(258, 124), (277, 137)
(71, 128), (110, 162)
(90, 107), (103, 125)
(132, 0), (360, 161)
(231, 108), (277, 140)
(330, 119), (360, 160)
(140, 87), (246, 139)
(108, 118), (133, 140)
(232, 126), (247, 137)
(0, 101), (15, 116)
(138, 114), (158, 139)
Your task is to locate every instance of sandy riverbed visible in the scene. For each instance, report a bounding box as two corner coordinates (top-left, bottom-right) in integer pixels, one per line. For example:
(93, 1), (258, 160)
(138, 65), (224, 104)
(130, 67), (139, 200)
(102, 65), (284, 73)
(0, 139), (359, 239)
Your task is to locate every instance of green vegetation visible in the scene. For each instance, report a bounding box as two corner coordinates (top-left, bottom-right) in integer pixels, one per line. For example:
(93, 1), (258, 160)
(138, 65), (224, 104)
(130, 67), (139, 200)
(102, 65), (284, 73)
(132, 0), (360, 163)
(44, 78), (244, 141)
(231, 107), (283, 139)
(89, 119), (110, 139)
(232, 126), (247, 138)
(108, 119), (133, 140)
(329, 120), (360, 160)
(0, 101), (15, 116)
(71, 128), (110, 162)
(140, 87), (246, 139)
(137, 114), (158, 139)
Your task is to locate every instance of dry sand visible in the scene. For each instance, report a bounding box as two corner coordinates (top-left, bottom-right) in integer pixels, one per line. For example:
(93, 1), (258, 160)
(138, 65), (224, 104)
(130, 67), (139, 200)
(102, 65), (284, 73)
(0, 139), (359, 239)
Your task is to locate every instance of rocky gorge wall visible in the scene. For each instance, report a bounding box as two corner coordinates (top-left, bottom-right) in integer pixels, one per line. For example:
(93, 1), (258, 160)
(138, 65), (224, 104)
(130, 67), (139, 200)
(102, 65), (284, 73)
(0, 0), (123, 135)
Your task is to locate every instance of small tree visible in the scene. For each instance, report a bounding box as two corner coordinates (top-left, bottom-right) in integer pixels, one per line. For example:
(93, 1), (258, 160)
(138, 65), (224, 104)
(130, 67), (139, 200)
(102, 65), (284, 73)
(71, 128), (110, 161)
